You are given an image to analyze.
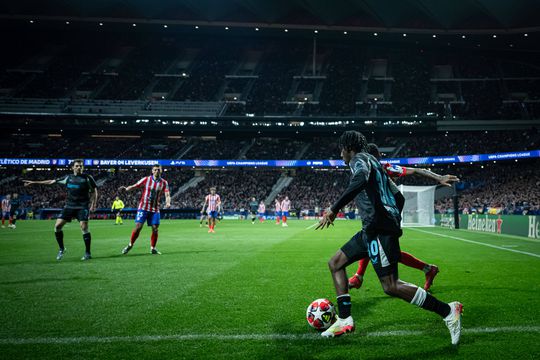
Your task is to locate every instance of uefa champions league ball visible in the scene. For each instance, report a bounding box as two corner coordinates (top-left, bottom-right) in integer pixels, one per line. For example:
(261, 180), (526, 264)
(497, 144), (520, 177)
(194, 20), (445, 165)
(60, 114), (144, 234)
(306, 298), (336, 330)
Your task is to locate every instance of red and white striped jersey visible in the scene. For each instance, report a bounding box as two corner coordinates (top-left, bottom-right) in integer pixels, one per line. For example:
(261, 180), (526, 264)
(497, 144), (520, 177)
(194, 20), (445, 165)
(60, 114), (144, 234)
(275, 200), (281, 212)
(205, 194), (221, 212)
(1, 198), (10, 212)
(281, 199), (291, 212)
(383, 163), (407, 178)
(258, 203), (265, 213)
(134, 176), (169, 213)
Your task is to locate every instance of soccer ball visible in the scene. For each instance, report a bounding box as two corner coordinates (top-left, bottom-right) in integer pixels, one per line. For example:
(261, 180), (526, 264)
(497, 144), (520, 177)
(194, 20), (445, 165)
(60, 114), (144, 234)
(306, 298), (336, 330)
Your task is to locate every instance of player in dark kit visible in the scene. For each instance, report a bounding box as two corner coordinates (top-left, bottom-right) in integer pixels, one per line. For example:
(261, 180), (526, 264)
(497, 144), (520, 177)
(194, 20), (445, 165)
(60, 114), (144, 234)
(348, 143), (460, 291)
(249, 197), (258, 224)
(8, 193), (21, 229)
(23, 159), (98, 261)
(316, 131), (462, 345)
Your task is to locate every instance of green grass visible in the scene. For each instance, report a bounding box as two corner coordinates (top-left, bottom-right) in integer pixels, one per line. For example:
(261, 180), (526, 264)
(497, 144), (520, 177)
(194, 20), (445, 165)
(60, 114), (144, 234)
(0, 219), (539, 359)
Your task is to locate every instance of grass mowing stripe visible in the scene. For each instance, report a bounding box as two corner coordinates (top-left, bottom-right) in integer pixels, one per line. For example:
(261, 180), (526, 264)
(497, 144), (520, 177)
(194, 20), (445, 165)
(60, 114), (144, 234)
(411, 228), (540, 258)
(1, 326), (538, 345)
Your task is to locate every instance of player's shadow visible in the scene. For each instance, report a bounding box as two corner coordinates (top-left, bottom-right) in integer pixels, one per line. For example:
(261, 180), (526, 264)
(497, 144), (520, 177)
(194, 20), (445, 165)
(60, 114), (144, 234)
(98, 253), (152, 259)
(97, 250), (221, 259)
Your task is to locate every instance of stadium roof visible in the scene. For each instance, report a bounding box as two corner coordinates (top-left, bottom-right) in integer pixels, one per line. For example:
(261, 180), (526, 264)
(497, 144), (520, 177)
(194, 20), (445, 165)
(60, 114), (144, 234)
(1, 0), (540, 34)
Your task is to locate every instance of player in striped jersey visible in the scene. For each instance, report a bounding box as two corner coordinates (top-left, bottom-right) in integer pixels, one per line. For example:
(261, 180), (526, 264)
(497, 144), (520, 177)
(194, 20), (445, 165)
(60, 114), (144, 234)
(119, 165), (170, 255)
(281, 196), (291, 227)
(201, 187), (221, 233)
(274, 198), (282, 225)
(1, 194), (11, 228)
(257, 201), (266, 223)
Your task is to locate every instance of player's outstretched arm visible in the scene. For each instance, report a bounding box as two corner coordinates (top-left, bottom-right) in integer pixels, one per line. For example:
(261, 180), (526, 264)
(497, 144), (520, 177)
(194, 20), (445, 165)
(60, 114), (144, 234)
(164, 192), (171, 209)
(23, 179), (56, 186)
(404, 167), (459, 186)
(119, 184), (136, 192)
(90, 189), (98, 212)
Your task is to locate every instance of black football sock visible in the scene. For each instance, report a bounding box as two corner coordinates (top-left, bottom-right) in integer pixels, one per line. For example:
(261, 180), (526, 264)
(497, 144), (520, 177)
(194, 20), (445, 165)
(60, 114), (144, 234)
(83, 233), (91, 254)
(337, 294), (352, 319)
(423, 294), (451, 318)
(55, 230), (65, 250)
(411, 287), (451, 318)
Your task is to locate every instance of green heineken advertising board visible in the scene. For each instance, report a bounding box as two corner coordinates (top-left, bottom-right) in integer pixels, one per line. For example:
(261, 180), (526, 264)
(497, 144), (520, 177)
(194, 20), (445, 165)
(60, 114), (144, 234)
(436, 214), (540, 239)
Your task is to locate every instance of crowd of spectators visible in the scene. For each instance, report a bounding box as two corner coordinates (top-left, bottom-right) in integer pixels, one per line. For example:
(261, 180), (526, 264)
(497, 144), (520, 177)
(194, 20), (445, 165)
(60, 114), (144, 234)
(186, 139), (245, 160)
(397, 129), (540, 158)
(94, 168), (194, 209)
(3, 129), (538, 164)
(435, 160), (540, 215)
(283, 169), (350, 213)
(0, 168), (109, 212)
(1, 158), (538, 216)
(2, 31), (540, 120)
(244, 138), (305, 160)
(173, 169), (282, 211)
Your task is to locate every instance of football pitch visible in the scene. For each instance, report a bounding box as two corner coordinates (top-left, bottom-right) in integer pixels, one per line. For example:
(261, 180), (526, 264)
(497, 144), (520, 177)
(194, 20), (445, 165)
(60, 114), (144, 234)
(0, 219), (539, 359)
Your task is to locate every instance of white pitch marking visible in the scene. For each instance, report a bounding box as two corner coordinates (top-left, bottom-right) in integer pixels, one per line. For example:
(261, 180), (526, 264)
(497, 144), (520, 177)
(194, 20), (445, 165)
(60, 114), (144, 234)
(411, 228), (540, 258)
(305, 222), (319, 230)
(0, 326), (538, 345)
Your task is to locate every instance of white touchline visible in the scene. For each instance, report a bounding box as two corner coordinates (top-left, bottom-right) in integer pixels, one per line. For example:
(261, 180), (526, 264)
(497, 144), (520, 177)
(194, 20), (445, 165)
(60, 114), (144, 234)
(411, 229), (540, 258)
(0, 326), (538, 345)
(305, 222), (319, 230)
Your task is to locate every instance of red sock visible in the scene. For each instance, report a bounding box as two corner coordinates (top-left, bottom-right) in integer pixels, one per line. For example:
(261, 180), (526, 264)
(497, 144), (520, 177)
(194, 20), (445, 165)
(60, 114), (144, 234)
(151, 232), (158, 247)
(276, 217), (280, 224)
(400, 251), (427, 271)
(130, 230), (140, 245)
(1, 218), (4, 225)
(283, 216), (287, 223)
(356, 258), (369, 276)
(8, 218), (12, 225)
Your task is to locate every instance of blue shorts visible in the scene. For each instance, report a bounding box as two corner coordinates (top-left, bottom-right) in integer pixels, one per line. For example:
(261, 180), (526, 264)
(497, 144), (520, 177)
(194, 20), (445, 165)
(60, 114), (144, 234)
(208, 210), (218, 219)
(135, 210), (160, 226)
(282, 211), (289, 217)
(258, 212), (265, 217)
(2, 211), (9, 218)
(276, 211), (282, 217)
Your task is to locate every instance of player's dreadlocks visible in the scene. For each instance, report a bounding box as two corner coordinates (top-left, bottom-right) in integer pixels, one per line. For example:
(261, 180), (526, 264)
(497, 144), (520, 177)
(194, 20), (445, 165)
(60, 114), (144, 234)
(338, 131), (368, 153)
(367, 143), (382, 160)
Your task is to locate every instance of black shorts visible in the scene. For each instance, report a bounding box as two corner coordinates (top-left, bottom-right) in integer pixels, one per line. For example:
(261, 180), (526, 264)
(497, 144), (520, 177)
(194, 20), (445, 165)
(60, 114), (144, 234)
(10, 210), (20, 218)
(341, 229), (402, 277)
(59, 208), (90, 222)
